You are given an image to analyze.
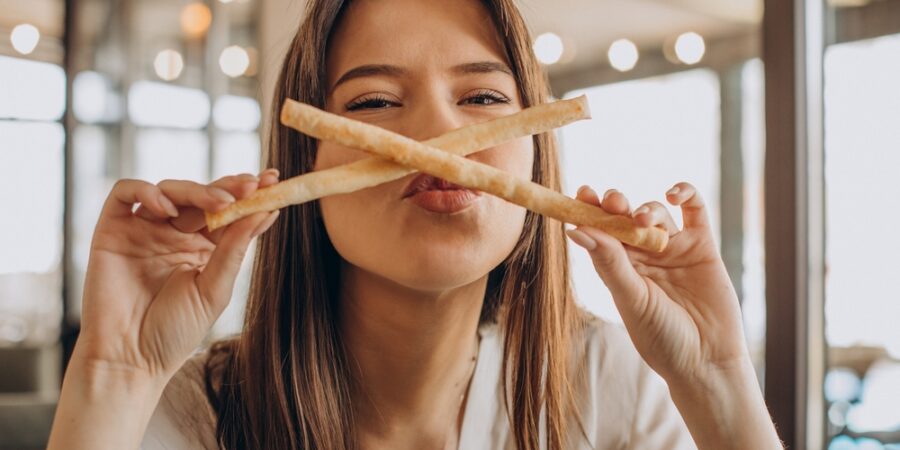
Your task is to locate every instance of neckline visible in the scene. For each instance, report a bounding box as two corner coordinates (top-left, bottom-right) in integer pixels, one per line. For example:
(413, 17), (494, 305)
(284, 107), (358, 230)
(457, 322), (503, 448)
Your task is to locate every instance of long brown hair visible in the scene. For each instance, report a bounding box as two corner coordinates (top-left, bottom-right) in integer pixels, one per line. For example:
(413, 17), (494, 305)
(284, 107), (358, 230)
(207, 1), (586, 448)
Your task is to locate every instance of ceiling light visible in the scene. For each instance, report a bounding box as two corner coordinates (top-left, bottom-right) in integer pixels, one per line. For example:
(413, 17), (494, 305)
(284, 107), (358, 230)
(674, 32), (706, 65)
(608, 39), (638, 72)
(534, 32), (564, 65)
(10, 24), (40, 55)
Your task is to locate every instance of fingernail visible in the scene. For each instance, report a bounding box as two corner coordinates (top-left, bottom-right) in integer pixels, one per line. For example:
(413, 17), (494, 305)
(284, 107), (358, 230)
(576, 185), (589, 196)
(603, 189), (618, 200)
(252, 210), (280, 238)
(209, 187), (236, 203)
(634, 206), (650, 216)
(241, 173), (260, 182)
(263, 168), (280, 178)
(667, 186), (681, 196)
(158, 194), (179, 218)
(566, 229), (597, 251)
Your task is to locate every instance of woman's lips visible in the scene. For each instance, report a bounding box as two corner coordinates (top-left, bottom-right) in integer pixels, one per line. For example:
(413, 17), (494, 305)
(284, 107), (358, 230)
(402, 174), (481, 213)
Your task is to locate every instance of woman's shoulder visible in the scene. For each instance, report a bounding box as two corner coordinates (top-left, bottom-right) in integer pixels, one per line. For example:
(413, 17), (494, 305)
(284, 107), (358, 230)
(141, 345), (228, 450)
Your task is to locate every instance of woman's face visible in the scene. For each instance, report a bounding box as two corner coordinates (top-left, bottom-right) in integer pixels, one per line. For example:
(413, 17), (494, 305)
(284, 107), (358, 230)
(317, 0), (533, 292)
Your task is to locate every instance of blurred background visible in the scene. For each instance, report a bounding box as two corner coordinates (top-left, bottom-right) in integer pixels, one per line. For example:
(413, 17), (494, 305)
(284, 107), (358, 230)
(0, 0), (898, 448)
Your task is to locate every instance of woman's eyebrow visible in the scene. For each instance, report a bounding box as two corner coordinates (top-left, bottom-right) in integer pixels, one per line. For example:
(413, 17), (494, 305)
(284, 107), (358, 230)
(450, 61), (514, 77)
(332, 64), (408, 91)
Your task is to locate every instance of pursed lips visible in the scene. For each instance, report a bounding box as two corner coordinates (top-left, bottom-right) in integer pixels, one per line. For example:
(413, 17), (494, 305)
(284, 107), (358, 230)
(401, 173), (480, 198)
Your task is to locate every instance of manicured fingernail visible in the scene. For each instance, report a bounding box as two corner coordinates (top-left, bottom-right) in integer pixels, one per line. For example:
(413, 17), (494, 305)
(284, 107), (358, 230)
(566, 229), (597, 251)
(634, 206), (650, 216)
(252, 210), (280, 238)
(603, 189), (618, 200)
(667, 186), (681, 196)
(209, 187), (236, 203)
(158, 194), (179, 218)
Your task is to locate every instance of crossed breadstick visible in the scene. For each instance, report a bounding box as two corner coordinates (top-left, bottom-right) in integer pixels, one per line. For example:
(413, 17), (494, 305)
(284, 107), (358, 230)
(206, 96), (668, 252)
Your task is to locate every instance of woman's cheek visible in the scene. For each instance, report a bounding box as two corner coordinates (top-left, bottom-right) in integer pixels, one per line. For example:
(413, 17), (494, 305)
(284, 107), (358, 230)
(313, 143), (371, 171)
(469, 137), (535, 181)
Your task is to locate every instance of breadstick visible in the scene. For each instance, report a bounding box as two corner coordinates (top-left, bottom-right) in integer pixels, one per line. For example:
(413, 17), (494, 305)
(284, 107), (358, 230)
(280, 98), (669, 252)
(206, 96), (591, 230)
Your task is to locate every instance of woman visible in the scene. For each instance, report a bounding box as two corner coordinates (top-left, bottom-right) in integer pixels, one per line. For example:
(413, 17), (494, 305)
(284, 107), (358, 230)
(48, 0), (783, 448)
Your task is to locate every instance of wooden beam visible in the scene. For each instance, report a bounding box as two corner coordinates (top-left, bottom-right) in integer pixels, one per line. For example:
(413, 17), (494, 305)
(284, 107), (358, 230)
(762, 0), (827, 447)
(834, 0), (900, 44)
(548, 31), (759, 95)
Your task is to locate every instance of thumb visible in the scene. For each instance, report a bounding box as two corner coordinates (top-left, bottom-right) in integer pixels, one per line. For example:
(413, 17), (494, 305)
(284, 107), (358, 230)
(195, 210), (279, 316)
(567, 226), (648, 314)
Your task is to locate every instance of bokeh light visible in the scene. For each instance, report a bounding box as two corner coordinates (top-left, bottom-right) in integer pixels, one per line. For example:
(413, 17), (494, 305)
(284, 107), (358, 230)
(533, 32), (564, 65)
(10, 24), (40, 55)
(608, 39), (639, 72)
(153, 49), (185, 81)
(180, 2), (212, 39)
(675, 32), (706, 65)
(219, 45), (250, 77)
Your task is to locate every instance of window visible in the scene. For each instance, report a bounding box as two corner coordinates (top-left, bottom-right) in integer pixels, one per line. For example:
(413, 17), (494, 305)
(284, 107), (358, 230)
(0, 56), (66, 346)
(823, 33), (900, 446)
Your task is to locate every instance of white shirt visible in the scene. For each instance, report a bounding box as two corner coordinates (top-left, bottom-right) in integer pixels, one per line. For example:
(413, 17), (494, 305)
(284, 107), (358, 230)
(143, 317), (696, 449)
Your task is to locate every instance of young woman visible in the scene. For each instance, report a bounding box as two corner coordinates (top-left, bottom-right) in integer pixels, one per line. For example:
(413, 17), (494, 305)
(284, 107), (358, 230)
(48, 0), (783, 448)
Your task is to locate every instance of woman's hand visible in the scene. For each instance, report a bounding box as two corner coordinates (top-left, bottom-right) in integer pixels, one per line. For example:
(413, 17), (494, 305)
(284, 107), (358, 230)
(49, 170), (280, 450)
(568, 182), (744, 382)
(566, 182), (781, 450)
(76, 170), (279, 380)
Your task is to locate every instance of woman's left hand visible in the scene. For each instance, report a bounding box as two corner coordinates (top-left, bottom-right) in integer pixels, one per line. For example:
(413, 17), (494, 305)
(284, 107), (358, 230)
(566, 182), (781, 449)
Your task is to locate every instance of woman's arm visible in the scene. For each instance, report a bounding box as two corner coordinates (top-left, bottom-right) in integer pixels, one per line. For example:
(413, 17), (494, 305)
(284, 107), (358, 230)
(567, 182), (782, 450)
(47, 171), (280, 450)
(667, 358), (782, 449)
(48, 358), (165, 449)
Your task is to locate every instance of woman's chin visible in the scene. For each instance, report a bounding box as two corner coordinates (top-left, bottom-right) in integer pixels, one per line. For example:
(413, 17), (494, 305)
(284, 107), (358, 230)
(378, 249), (499, 292)
(392, 272), (484, 292)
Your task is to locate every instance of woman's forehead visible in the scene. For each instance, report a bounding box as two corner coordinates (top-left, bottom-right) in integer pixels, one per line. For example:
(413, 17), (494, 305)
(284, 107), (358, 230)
(326, 0), (509, 84)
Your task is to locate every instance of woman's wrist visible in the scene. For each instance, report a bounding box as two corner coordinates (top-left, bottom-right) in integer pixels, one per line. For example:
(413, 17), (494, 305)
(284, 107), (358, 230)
(667, 357), (783, 450)
(47, 351), (169, 450)
(65, 353), (168, 401)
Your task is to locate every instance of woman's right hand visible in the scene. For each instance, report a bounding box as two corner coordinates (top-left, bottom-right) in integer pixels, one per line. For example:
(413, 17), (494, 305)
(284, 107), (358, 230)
(72, 170), (280, 384)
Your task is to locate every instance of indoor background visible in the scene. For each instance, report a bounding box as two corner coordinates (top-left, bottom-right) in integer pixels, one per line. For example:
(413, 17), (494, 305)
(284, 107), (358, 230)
(0, 0), (898, 448)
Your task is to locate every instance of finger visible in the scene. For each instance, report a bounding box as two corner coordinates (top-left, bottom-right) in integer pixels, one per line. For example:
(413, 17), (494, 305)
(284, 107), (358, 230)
(665, 182), (709, 229)
(567, 226), (648, 315)
(258, 168), (280, 188)
(156, 179), (236, 213)
(167, 175), (260, 233)
(194, 210), (279, 315)
(207, 173), (261, 200)
(632, 201), (679, 236)
(600, 189), (631, 215)
(575, 185), (601, 206)
(102, 179), (179, 219)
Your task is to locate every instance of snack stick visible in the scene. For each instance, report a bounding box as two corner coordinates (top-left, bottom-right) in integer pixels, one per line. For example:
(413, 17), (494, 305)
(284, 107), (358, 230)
(280, 98), (669, 252)
(206, 96), (591, 230)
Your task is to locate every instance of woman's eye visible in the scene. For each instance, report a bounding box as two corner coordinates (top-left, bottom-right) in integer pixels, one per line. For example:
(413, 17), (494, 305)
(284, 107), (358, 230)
(346, 96), (400, 111)
(460, 90), (511, 106)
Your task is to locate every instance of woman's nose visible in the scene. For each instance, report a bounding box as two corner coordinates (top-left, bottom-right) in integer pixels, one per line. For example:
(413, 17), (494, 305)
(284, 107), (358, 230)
(402, 98), (464, 142)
